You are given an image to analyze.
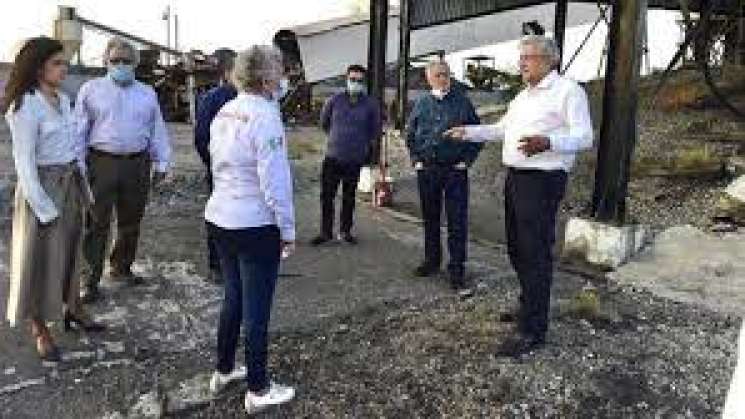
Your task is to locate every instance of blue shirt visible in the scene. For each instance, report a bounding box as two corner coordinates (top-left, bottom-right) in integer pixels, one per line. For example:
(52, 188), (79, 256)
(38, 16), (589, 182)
(195, 84), (238, 166)
(320, 92), (382, 165)
(74, 77), (172, 172)
(406, 90), (482, 166)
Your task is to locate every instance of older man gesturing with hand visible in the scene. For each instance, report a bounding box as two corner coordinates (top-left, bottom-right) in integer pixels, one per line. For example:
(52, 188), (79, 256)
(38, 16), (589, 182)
(446, 35), (593, 356)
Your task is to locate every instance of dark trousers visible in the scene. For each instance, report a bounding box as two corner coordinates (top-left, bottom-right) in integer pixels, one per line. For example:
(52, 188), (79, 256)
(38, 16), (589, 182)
(205, 171), (220, 272)
(320, 157), (361, 237)
(82, 149), (150, 287)
(504, 168), (567, 339)
(417, 165), (469, 275)
(210, 223), (280, 392)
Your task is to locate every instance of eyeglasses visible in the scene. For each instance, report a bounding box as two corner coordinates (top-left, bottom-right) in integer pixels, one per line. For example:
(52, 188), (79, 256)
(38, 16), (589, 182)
(109, 58), (133, 65)
(519, 54), (548, 62)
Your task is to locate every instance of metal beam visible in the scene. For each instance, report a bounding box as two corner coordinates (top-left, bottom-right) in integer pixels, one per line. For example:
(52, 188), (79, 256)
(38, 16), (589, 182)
(592, 0), (648, 224)
(555, 0), (569, 71)
(409, 0), (734, 31)
(368, 0), (389, 165)
(76, 16), (184, 57)
(396, 0), (412, 130)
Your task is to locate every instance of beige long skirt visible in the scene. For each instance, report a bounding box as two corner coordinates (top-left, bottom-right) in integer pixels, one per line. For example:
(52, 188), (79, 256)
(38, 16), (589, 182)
(6, 162), (85, 327)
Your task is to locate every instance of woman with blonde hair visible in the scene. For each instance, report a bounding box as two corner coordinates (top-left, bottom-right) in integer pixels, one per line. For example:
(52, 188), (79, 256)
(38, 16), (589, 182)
(2, 36), (104, 362)
(204, 45), (296, 414)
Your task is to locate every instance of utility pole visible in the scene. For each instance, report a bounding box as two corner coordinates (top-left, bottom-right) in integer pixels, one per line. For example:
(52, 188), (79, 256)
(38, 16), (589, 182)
(367, 0), (388, 165)
(395, 0), (411, 129)
(592, 0), (648, 223)
(554, 0), (569, 72)
(162, 5), (171, 66)
(174, 14), (179, 53)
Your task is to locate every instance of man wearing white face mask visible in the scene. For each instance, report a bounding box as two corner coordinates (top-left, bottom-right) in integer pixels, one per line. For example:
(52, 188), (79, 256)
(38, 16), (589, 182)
(311, 64), (382, 245)
(405, 60), (482, 291)
(74, 37), (171, 303)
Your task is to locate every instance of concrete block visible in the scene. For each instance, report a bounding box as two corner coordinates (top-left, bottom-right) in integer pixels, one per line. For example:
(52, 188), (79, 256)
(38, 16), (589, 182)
(358, 166), (376, 193)
(563, 217), (650, 269)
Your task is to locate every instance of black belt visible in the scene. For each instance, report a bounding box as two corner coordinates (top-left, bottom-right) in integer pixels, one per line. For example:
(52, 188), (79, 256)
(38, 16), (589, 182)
(507, 167), (565, 176)
(88, 148), (147, 160)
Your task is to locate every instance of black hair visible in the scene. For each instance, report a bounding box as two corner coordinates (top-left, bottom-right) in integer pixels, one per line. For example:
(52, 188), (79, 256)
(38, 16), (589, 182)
(346, 64), (366, 75)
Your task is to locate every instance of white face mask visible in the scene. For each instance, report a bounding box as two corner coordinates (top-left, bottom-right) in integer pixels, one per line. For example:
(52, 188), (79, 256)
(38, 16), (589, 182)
(275, 78), (290, 101)
(431, 89), (448, 100)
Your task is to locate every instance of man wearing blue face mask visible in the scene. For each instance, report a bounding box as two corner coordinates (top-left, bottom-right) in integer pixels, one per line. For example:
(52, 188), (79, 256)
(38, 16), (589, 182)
(74, 37), (171, 303)
(311, 64), (382, 246)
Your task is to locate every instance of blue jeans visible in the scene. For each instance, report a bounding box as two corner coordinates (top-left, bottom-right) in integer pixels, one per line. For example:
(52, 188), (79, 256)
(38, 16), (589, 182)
(209, 223), (280, 392)
(416, 165), (469, 275)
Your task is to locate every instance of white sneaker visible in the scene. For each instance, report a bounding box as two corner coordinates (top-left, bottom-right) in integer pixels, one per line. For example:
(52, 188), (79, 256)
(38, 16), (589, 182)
(209, 366), (247, 394)
(244, 381), (295, 414)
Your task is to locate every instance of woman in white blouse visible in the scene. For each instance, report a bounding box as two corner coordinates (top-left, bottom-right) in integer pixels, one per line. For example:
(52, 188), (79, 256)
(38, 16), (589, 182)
(2, 37), (104, 362)
(204, 45), (296, 414)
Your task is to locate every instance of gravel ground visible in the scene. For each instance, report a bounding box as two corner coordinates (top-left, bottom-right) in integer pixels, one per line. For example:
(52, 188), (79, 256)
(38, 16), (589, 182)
(0, 95), (741, 417)
(184, 274), (737, 418)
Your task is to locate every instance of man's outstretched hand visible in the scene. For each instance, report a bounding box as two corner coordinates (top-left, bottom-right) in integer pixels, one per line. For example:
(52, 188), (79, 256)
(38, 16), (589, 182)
(443, 126), (466, 140)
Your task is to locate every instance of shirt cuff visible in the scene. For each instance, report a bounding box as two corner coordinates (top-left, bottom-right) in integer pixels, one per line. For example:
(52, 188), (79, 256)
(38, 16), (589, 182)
(76, 159), (87, 175)
(154, 161), (169, 173)
(280, 227), (296, 242)
(463, 126), (480, 141)
(37, 207), (59, 225)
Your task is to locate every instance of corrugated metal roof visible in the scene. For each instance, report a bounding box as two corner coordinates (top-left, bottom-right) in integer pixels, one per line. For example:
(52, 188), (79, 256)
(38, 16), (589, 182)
(284, 0), (731, 37)
(281, 0), (739, 39)
(409, 0), (732, 30)
(287, 8), (400, 38)
(411, 0), (550, 29)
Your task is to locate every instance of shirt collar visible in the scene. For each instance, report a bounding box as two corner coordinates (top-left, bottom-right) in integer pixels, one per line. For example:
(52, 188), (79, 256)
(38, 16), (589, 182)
(533, 70), (559, 90)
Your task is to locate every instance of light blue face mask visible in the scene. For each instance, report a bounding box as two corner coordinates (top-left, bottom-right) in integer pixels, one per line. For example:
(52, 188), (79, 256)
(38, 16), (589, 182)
(108, 64), (135, 85)
(347, 80), (366, 95)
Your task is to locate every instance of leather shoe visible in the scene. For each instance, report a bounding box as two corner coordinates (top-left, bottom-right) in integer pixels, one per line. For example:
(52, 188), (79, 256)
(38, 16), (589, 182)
(499, 311), (520, 323)
(207, 268), (223, 284)
(109, 269), (145, 286)
(497, 334), (546, 358)
(339, 232), (358, 245)
(310, 235), (332, 246)
(449, 271), (466, 290)
(413, 263), (439, 277)
(80, 286), (101, 304)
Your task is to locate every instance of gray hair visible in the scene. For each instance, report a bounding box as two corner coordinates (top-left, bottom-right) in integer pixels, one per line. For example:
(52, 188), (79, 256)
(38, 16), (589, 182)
(425, 60), (450, 76)
(103, 37), (140, 66)
(519, 35), (560, 67)
(231, 45), (283, 93)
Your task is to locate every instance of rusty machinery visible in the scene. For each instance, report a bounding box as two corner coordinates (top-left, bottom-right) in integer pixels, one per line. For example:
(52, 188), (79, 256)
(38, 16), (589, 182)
(54, 5), (225, 122)
(653, 0), (745, 119)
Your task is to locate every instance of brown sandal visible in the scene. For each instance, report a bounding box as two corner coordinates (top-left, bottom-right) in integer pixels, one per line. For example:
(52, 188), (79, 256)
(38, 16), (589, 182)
(31, 321), (61, 362)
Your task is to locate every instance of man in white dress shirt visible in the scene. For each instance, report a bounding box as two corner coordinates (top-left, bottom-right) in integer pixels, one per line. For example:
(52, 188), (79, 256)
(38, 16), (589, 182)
(447, 35), (594, 355)
(74, 37), (171, 303)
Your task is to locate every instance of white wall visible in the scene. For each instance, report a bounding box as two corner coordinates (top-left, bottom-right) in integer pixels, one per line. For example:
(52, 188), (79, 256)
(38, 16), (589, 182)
(296, 6), (684, 84)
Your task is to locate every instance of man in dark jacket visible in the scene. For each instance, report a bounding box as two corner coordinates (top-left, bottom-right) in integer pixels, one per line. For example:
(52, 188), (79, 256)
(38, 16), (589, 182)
(194, 49), (237, 283)
(406, 60), (482, 290)
(311, 65), (382, 245)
